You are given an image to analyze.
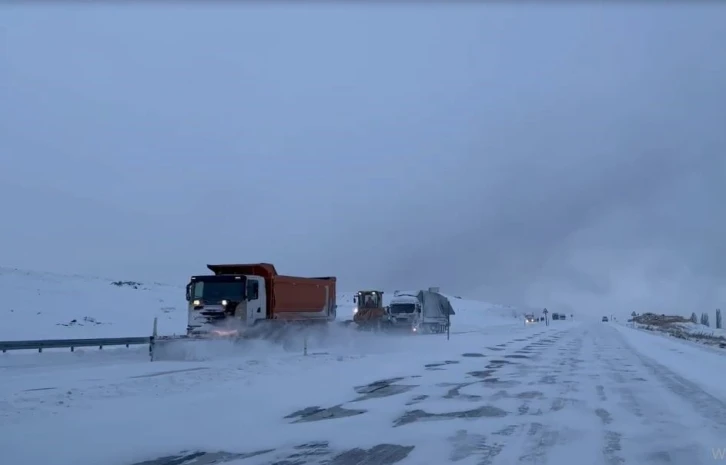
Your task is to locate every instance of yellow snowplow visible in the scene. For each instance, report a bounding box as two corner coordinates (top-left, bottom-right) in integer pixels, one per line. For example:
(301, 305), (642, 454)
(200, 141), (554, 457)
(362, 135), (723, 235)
(352, 290), (388, 330)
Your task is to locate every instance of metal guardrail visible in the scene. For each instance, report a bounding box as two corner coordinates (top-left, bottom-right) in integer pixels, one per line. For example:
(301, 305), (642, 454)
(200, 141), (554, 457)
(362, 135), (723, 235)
(0, 317), (163, 360)
(0, 336), (152, 353)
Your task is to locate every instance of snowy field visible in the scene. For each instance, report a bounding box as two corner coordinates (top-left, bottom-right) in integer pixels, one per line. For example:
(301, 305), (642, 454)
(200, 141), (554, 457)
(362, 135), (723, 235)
(0, 266), (185, 340)
(3, 268), (726, 465)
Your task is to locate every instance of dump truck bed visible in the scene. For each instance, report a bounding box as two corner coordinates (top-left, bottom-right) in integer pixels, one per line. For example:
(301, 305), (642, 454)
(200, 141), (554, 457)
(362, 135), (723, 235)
(206, 263), (336, 319)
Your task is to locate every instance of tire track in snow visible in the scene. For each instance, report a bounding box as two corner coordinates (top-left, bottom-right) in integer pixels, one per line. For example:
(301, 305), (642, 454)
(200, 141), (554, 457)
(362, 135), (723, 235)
(592, 325), (726, 465)
(480, 328), (585, 465)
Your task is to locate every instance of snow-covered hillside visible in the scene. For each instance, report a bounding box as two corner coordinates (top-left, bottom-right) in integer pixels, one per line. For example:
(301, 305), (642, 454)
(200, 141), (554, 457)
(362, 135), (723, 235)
(0, 267), (187, 341)
(0, 267), (528, 342)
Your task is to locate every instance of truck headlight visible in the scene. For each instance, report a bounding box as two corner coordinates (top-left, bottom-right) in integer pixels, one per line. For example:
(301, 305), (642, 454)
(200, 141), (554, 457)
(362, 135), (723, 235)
(353, 308), (358, 314)
(222, 299), (228, 306)
(193, 299), (201, 306)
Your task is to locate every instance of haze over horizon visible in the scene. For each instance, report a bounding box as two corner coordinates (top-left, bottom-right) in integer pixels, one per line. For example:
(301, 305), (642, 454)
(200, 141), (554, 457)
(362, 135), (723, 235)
(2, 4), (725, 315)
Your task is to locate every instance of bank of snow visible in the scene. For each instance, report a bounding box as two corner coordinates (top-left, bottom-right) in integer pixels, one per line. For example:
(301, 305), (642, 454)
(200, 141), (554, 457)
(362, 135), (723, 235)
(630, 312), (726, 349)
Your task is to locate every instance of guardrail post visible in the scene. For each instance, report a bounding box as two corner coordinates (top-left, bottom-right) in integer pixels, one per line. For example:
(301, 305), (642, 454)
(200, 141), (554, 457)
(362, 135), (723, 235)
(150, 317), (158, 362)
(303, 334), (308, 356)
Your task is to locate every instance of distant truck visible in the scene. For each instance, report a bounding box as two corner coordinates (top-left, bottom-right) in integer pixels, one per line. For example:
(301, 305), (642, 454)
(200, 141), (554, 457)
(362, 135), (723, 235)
(552, 313), (560, 320)
(185, 263), (337, 336)
(388, 290), (454, 334)
(524, 313), (536, 323)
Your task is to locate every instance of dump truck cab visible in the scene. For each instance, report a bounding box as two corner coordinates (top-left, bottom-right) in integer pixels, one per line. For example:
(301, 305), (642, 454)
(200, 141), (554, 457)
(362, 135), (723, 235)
(185, 263), (336, 336)
(186, 265), (268, 335)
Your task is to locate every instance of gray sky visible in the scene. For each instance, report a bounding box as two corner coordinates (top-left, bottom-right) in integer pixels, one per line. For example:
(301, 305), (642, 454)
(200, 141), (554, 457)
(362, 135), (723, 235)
(2, 4), (725, 314)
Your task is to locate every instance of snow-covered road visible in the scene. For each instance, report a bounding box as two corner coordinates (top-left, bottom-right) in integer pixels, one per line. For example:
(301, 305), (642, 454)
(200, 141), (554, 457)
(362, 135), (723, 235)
(2, 322), (726, 465)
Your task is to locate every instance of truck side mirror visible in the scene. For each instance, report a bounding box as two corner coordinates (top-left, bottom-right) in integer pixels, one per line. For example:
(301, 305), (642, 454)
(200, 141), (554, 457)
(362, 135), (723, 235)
(185, 283), (191, 302)
(353, 295), (357, 304)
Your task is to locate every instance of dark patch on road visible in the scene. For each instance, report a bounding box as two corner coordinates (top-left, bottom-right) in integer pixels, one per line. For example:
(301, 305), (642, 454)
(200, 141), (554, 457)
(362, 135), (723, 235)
(424, 360), (459, 370)
(393, 405), (507, 427)
(448, 429), (504, 465)
(493, 424), (519, 436)
(467, 370), (496, 379)
(504, 354), (530, 359)
(461, 352), (485, 358)
(284, 405), (366, 423)
(129, 442), (415, 465)
(487, 347), (505, 351)
(327, 444), (415, 465)
(277, 441), (330, 464)
(130, 367), (209, 379)
(519, 423), (560, 464)
(23, 387), (57, 392)
(487, 359), (515, 365)
(443, 382), (482, 401)
(406, 394), (428, 405)
(129, 449), (272, 465)
(550, 397), (584, 412)
(537, 375), (557, 385)
(603, 431), (625, 465)
(480, 378), (521, 388)
(353, 378), (417, 401)
(595, 408), (612, 425)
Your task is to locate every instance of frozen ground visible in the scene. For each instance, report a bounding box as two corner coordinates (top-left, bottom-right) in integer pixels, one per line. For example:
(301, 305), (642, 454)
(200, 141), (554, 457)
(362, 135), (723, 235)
(3, 320), (726, 465)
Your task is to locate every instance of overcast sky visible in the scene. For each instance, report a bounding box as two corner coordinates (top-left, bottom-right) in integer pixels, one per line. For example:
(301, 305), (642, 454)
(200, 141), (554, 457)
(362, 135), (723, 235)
(2, 4), (725, 315)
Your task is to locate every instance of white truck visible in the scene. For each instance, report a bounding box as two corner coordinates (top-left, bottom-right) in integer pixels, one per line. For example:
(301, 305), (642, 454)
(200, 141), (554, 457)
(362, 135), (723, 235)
(388, 290), (454, 334)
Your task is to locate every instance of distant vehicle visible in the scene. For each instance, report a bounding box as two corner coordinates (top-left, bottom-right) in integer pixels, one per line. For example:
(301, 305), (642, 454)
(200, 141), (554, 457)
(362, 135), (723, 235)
(552, 313), (560, 320)
(524, 314), (536, 323)
(602, 316), (609, 322)
(560, 314), (566, 320)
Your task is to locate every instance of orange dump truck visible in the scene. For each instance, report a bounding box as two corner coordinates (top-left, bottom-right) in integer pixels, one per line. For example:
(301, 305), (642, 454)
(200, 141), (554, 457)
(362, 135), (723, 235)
(185, 263), (337, 336)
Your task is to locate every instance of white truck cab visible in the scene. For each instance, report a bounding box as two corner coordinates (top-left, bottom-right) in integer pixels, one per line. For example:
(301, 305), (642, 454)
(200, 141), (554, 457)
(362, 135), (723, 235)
(388, 293), (421, 329)
(185, 274), (267, 335)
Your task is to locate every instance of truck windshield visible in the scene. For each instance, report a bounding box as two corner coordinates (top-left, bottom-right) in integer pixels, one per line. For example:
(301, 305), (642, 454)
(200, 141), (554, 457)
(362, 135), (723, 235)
(192, 281), (244, 302)
(390, 303), (416, 314)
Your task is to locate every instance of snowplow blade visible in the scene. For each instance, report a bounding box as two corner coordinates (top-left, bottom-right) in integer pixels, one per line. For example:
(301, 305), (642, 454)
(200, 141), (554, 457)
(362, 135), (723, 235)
(149, 324), (335, 361)
(150, 335), (249, 361)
